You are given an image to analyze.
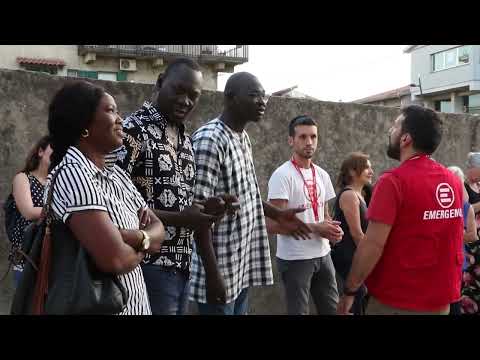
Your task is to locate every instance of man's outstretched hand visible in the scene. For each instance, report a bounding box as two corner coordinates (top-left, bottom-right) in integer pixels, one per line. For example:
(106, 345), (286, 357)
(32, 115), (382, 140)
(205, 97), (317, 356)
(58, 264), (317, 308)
(181, 204), (219, 230)
(276, 207), (312, 240)
(196, 194), (240, 218)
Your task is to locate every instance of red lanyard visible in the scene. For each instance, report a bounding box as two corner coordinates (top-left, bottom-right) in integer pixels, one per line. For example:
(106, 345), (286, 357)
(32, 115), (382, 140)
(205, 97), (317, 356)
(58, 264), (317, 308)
(291, 158), (319, 221)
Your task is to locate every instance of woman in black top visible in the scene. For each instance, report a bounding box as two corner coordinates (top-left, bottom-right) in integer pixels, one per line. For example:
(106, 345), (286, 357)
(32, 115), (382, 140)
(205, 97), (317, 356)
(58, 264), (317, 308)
(9, 135), (52, 286)
(332, 152), (374, 315)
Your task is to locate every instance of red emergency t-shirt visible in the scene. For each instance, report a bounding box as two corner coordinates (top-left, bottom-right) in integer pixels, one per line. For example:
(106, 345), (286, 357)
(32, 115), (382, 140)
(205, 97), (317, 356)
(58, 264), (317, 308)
(365, 155), (464, 311)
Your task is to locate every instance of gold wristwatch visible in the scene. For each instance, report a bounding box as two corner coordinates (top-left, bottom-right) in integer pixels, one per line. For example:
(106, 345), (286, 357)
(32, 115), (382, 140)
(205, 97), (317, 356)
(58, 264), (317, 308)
(138, 230), (151, 252)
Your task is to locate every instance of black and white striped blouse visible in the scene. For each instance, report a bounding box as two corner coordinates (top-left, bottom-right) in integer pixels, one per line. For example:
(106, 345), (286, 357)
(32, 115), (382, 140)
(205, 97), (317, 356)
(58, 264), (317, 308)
(45, 146), (151, 315)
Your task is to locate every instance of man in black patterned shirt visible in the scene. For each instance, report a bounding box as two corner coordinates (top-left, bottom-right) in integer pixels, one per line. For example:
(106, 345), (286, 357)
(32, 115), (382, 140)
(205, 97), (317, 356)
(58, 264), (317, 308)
(116, 58), (229, 315)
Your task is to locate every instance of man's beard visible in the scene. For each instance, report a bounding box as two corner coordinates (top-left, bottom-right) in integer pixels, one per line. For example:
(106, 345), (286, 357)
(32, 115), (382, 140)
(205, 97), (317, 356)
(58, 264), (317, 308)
(299, 149), (314, 159)
(386, 136), (400, 161)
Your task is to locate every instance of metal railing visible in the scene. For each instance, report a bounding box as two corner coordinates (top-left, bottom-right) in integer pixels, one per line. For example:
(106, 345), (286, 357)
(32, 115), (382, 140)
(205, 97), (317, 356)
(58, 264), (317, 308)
(468, 106), (480, 115)
(78, 45), (248, 63)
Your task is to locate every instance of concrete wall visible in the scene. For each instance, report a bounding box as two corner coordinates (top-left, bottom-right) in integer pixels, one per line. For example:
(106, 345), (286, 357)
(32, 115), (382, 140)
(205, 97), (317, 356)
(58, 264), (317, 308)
(1, 69), (479, 315)
(410, 45), (480, 95)
(0, 45), (218, 89)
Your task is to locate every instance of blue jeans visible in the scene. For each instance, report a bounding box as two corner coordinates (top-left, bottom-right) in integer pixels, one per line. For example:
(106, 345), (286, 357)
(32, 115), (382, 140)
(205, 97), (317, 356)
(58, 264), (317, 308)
(197, 288), (249, 315)
(13, 269), (23, 287)
(141, 264), (190, 315)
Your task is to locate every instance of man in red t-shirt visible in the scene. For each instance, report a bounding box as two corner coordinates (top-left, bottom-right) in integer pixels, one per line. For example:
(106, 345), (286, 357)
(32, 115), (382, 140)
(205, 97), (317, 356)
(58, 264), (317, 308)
(337, 105), (464, 315)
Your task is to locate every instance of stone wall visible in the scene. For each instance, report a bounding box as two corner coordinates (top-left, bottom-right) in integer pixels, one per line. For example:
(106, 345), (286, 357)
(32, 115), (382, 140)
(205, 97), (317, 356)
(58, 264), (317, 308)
(0, 69), (478, 314)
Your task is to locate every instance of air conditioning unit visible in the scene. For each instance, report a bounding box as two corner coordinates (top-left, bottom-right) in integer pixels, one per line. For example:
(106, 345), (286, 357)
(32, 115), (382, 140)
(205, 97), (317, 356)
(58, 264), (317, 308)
(119, 58), (136, 72)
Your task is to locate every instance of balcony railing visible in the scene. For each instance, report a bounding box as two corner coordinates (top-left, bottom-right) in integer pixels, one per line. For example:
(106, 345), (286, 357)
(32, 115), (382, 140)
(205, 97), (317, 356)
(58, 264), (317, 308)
(468, 106), (480, 115)
(78, 45), (248, 64)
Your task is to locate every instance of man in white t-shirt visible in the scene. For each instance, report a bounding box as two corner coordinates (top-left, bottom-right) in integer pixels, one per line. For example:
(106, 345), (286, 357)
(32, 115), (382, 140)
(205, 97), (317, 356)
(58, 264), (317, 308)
(267, 115), (344, 315)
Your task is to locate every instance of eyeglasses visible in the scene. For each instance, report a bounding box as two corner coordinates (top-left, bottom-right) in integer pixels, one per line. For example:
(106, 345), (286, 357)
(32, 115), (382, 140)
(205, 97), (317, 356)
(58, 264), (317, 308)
(249, 93), (271, 104)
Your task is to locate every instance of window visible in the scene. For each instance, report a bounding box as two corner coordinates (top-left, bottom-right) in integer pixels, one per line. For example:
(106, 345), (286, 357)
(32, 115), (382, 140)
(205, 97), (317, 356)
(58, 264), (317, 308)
(431, 46), (472, 72)
(433, 52), (444, 72)
(98, 72), (117, 81)
(67, 69), (127, 81)
(469, 93), (480, 114)
(444, 49), (456, 68)
(434, 99), (452, 113)
(67, 69), (78, 77)
(67, 69), (98, 79)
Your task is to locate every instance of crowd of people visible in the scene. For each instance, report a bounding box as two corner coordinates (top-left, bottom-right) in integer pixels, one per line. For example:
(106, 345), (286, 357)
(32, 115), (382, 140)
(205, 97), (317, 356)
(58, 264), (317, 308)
(4, 57), (480, 315)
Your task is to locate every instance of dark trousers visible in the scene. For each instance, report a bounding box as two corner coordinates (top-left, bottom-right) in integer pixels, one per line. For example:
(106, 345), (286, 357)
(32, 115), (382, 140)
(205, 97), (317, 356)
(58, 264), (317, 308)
(277, 254), (339, 315)
(449, 301), (462, 315)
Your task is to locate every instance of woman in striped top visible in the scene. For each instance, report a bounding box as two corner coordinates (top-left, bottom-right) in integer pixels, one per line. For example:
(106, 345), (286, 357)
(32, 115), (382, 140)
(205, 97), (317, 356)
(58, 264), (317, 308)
(45, 81), (166, 315)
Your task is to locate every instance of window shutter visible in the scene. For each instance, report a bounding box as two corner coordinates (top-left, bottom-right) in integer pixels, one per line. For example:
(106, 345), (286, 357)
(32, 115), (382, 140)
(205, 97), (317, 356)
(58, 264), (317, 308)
(78, 70), (98, 79)
(117, 71), (127, 81)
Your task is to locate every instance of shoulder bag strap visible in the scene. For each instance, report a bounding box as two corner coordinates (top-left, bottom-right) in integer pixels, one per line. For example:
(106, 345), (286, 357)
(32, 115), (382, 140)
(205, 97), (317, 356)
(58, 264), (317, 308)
(31, 164), (68, 314)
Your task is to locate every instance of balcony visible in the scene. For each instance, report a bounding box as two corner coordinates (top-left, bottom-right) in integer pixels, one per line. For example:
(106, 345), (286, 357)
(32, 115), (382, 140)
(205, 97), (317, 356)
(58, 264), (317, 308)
(468, 106), (480, 115)
(78, 45), (249, 65)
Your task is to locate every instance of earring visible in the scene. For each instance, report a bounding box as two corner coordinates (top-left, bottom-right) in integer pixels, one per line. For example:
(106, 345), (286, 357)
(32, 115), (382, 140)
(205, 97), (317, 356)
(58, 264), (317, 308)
(81, 129), (89, 138)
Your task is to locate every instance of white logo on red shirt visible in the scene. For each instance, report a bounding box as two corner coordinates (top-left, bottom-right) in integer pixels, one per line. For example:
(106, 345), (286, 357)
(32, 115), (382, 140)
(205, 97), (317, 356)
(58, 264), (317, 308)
(435, 183), (455, 209)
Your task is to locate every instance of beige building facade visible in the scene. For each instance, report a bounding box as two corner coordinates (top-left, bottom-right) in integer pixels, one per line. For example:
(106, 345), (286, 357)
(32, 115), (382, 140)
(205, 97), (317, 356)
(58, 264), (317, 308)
(0, 45), (249, 90)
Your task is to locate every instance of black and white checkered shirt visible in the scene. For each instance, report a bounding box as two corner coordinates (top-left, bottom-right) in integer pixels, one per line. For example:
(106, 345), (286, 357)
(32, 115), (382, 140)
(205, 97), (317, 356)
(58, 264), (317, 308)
(189, 118), (274, 304)
(46, 146), (152, 315)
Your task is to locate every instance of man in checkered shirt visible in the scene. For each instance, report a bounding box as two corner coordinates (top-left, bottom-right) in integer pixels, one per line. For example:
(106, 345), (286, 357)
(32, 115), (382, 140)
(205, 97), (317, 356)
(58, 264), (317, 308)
(190, 72), (311, 315)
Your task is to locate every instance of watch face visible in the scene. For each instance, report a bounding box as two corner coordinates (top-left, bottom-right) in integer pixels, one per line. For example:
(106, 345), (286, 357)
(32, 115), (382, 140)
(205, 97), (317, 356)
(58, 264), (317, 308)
(140, 231), (150, 251)
(143, 237), (150, 250)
